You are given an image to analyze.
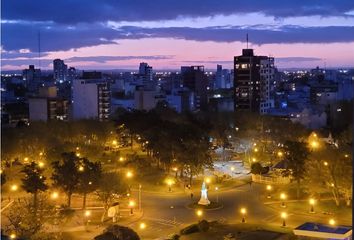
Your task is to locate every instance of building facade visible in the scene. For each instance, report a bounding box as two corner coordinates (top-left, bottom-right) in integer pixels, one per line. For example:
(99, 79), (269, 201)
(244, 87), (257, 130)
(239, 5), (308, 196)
(234, 49), (275, 113)
(72, 74), (110, 121)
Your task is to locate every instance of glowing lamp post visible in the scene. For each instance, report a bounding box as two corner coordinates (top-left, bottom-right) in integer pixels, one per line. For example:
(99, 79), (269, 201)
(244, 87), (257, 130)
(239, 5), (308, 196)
(196, 209), (203, 218)
(11, 184), (18, 192)
(280, 193), (287, 208)
(240, 208), (247, 223)
(166, 179), (174, 192)
(9, 233), (16, 239)
(139, 222), (146, 230)
(329, 219), (336, 226)
(129, 200), (135, 215)
(309, 198), (316, 213)
(266, 185), (272, 199)
(281, 212), (287, 227)
(215, 187), (219, 203)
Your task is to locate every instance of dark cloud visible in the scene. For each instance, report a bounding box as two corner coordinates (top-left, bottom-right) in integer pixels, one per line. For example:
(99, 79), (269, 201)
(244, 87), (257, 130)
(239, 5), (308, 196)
(66, 55), (174, 63)
(2, 22), (354, 53)
(2, 0), (354, 24)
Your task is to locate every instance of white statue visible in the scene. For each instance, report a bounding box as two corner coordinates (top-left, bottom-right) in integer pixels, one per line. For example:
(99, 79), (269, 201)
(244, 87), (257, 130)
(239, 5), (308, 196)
(198, 181), (210, 205)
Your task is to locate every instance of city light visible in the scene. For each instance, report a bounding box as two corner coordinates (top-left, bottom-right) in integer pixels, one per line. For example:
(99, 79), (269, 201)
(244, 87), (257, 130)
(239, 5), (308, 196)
(166, 178), (175, 192)
(277, 151), (283, 157)
(39, 152), (43, 156)
(84, 210), (91, 217)
(119, 156), (124, 162)
(24, 157), (29, 163)
(112, 140), (117, 145)
(172, 167), (178, 172)
(78, 166), (84, 171)
(329, 219), (336, 226)
(311, 141), (319, 148)
(240, 207), (247, 223)
(205, 177), (211, 184)
(139, 222), (146, 230)
(254, 148), (259, 152)
(280, 193), (287, 207)
(38, 161), (44, 168)
(252, 158), (257, 162)
(76, 153), (81, 157)
(309, 198), (316, 213)
(51, 191), (59, 200)
(266, 185), (272, 198)
(10, 233), (16, 239)
(129, 200), (136, 214)
(323, 161), (328, 166)
(11, 184), (18, 191)
(196, 209), (203, 217)
(281, 212), (287, 227)
(126, 171), (133, 178)
(230, 166), (235, 171)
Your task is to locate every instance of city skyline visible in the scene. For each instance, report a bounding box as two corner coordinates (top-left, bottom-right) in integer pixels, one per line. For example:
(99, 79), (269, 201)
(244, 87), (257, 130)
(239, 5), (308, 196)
(2, 0), (354, 70)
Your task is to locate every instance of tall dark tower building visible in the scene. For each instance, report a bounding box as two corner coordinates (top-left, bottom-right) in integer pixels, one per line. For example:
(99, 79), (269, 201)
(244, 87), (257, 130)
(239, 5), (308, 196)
(53, 59), (68, 83)
(234, 49), (275, 113)
(181, 66), (208, 111)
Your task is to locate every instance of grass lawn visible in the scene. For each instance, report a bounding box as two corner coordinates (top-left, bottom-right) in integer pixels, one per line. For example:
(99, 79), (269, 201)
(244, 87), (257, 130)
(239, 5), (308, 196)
(179, 222), (295, 240)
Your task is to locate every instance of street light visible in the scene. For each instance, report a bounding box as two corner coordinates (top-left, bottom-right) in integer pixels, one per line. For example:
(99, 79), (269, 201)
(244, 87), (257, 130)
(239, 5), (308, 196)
(11, 184), (18, 191)
(76, 153), (81, 157)
(254, 148), (259, 152)
(24, 157), (29, 163)
(252, 158), (257, 162)
(230, 166), (235, 172)
(129, 200), (135, 215)
(196, 209), (203, 218)
(172, 167), (178, 177)
(280, 193), (287, 208)
(240, 207), (247, 223)
(266, 185), (272, 198)
(84, 210), (91, 217)
(205, 177), (211, 184)
(112, 140), (117, 146)
(139, 222), (146, 230)
(215, 187), (219, 203)
(323, 161), (328, 166)
(311, 141), (319, 149)
(51, 191), (59, 200)
(329, 219), (336, 226)
(126, 171), (133, 178)
(9, 233), (16, 239)
(38, 161), (44, 168)
(166, 179), (174, 192)
(281, 212), (287, 227)
(309, 198), (316, 213)
(119, 156), (124, 162)
(78, 166), (84, 172)
(277, 151), (283, 157)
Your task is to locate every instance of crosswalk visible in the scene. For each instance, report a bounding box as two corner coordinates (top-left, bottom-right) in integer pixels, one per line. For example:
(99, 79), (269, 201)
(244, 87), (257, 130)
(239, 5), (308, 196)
(129, 216), (183, 234)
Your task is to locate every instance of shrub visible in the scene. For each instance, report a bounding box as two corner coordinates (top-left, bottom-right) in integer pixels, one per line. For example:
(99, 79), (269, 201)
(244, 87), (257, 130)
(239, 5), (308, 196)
(180, 223), (199, 235)
(198, 220), (210, 232)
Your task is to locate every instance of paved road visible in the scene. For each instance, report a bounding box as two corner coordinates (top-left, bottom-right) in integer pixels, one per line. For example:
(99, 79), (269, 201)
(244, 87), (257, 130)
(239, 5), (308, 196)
(130, 183), (352, 239)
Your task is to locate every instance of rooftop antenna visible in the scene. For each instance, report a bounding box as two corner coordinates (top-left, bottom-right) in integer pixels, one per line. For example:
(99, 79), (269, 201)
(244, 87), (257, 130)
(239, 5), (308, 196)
(38, 30), (41, 68)
(246, 33), (249, 49)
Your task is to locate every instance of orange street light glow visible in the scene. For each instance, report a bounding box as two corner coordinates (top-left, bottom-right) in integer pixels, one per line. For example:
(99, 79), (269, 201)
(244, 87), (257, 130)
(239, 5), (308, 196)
(11, 184), (18, 191)
(126, 171), (133, 178)
(196, 209), (203, 217)
(329, 219), (336, 226)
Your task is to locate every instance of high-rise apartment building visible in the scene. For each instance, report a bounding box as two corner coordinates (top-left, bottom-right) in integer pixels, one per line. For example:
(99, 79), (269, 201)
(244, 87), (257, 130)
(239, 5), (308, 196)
(72, 72), (110, 121)
(181, 66), (208, 111)
(234, 49), (275, 113)
(53, 59), (68, 83)
(22, 65), (42, 93)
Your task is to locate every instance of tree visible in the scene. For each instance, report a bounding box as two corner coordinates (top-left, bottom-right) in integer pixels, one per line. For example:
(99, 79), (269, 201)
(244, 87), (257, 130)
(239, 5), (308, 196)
(77, 158), (102, 209)
(251, 162), (268, 175)
(21, 162), (48, 210)
(4, 196), (55, 239)
(94, 225), (140, 240)
(96, 172), (128, 222)
(284, 141), (309, 199)
(51, 152), (80, 207)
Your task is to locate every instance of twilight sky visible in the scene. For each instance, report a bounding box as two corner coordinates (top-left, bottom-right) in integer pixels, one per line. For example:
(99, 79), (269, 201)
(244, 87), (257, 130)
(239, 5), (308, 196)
(1, 0), (354, 70)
